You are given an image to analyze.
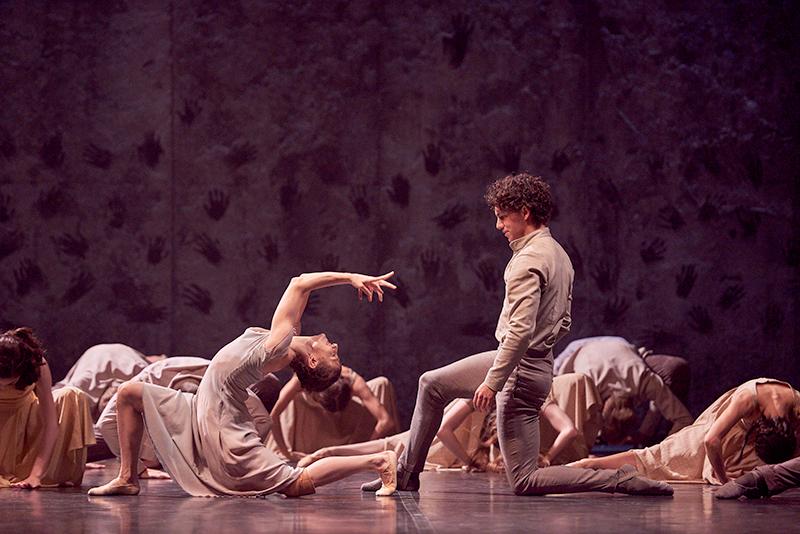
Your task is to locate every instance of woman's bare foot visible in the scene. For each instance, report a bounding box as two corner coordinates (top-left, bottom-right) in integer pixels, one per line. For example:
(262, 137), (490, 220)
(85, 462), (106, 470)
(87, 477), (140, 496)
(375, 450), (397, 496)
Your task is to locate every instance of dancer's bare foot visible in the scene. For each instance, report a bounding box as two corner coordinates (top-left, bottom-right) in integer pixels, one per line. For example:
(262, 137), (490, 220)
(376, 450), (397, 496)
(139, 468), (170, 480)
(85, 462), (106, 470)
(87, 477), (140, 496)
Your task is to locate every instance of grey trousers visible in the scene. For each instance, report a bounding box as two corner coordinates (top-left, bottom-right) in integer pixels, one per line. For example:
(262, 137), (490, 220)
(748, 457), (800, 497)
(400, 350), (625, 495)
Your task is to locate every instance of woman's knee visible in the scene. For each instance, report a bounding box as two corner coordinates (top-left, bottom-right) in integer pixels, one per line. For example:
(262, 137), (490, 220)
(117, 382), (144, 409)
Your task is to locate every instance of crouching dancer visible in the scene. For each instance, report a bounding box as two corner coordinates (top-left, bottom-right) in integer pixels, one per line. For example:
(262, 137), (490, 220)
(88, 271), (398, 498)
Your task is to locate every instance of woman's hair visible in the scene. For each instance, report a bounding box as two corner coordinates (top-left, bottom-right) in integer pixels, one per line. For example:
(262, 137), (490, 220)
(601, 393), (636, 444)
(484, 172), (553, 226)
(0, 327), (46, 389)
(290, 352), (342, 393)
(312, 376), (352, 412)
(753, 415), (796, 464)
(467, 409), (505, 473)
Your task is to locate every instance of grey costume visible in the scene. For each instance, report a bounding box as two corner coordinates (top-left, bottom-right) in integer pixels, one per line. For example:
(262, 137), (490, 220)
(400, 228), (652, 495)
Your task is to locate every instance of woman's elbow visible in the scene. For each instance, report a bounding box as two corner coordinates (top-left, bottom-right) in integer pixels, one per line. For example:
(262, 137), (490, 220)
(564, 426), (578, 441)
(703, 434), (720, 449)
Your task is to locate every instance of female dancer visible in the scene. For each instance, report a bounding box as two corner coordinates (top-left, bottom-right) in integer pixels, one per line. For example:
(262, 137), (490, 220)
(0, 328), (95, 488)
(569, 378), (799, 484)
(88, 271), (398, 497)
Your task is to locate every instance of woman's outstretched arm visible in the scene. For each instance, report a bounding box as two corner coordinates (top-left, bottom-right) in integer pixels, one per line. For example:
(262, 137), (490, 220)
(266, 271), (396, 350)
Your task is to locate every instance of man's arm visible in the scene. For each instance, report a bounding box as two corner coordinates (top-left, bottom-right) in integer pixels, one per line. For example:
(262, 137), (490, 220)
(483, 258), (544, 393)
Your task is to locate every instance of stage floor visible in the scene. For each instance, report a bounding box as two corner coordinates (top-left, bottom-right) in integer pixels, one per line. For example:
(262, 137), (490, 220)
(4, 466), (800, 533)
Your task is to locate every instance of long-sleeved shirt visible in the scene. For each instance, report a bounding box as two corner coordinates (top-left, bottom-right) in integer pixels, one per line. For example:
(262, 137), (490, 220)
(482, 227), (574, 392)
(557, 337), (693, 433)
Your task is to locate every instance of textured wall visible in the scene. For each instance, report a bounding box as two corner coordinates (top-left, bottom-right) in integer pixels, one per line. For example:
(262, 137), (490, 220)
(1, 0), (797, 425)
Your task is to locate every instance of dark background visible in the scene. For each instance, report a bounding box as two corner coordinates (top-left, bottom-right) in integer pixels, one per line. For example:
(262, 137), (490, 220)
(1, 0), (797, 426)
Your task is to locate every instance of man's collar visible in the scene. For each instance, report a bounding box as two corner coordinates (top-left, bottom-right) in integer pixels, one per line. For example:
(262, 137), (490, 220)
(509, 226), (550, 252)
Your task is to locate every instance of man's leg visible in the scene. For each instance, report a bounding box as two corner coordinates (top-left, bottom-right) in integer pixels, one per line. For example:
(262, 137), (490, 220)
(716, 457), (800, 499)
(497, 358), (673, 496)
(362, 350), (495, 491)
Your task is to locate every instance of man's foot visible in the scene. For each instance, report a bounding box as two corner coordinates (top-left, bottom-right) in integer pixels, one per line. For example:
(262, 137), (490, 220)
(376, 451), (398, 496)
(362, 466), (420, 492)
(87, 478), (140, 496)
(614, 465), (673, 496)
(715, 472), (765, 499)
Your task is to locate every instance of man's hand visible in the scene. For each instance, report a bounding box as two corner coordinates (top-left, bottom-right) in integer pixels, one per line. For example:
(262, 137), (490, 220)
(472, 384), (496, 412)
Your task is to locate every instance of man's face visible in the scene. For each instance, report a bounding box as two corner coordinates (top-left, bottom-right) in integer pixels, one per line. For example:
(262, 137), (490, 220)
(494, 207), (530, 242)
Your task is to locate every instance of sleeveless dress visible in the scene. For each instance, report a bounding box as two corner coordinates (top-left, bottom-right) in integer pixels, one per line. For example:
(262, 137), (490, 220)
(141, 327), (301, 496)
(0, 384), (95, 487)
(632, 378), (799, 484)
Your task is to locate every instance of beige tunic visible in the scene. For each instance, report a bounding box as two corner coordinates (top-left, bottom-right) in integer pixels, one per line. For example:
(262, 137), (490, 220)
(54, 344), (149, 419)
(141, 328), (301, 496)
(632, 378), (798, 484)
(267, 370), (399, 454)
(0, 385), (95, 487)
(557, 337), (693, 433)
(483, 227), (573, 392)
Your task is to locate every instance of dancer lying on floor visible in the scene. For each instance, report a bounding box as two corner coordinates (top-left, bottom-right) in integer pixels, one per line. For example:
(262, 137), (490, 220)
(299, 372), (601, 471)
(95, 356), (275, 478)
(268, 365), (398, 461)
(88, 271), (399, 498)
(0, 328), (95, 489)
(570, 378), (799, 484)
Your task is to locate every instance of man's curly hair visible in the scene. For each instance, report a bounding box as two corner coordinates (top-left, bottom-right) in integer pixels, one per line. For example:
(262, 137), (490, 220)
(0, 327), (46, 389)
(484, 172), (553, 225)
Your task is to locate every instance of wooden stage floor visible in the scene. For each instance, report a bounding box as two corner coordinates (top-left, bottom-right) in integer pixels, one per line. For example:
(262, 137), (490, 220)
(3, 465), (800, 533)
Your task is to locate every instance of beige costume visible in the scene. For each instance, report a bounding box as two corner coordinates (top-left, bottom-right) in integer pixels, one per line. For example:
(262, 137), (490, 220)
(267, 368), (399, 454)
(54, 344), (149, 419)
(539, 372), (603, 464)
(97, 356), (273, 466)
(0, 385), (95, 487)
(139, 328), (302, 496)
(632, 378), (797, 484)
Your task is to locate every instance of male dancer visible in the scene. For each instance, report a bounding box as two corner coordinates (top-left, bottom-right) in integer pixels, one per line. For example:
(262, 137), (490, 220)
(364, 173), (672, 495)
(716, 456), (800, 499)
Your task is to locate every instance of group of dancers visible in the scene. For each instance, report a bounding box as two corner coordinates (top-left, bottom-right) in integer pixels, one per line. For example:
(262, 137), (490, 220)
(1, 173), (798, 501)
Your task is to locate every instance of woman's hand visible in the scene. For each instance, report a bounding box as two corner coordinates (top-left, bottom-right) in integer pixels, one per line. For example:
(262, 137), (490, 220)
(349, 271), (397, 302)
(11, 475), (42, 490)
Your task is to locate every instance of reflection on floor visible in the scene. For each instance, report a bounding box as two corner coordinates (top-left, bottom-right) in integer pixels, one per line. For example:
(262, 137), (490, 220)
(3, 465), (800, 533)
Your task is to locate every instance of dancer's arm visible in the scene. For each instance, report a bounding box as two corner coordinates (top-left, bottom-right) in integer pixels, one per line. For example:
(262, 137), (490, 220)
(269, 375), (304, 461)
(436, 400), (476, 467)
(538, 402), (578, 466)
(266, 271), (396, 351)
(351, 375), (395, 440)
(704, 391), (752, 484)
(12, 361), (57, 489)
(475, 256), (542, 411)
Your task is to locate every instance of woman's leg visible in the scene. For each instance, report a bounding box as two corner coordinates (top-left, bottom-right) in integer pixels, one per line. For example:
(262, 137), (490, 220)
(87, 382), (147, 496)
(305, 450), (397, 495)
(568, 450), (638, 469)
(298, 433), (407, 467)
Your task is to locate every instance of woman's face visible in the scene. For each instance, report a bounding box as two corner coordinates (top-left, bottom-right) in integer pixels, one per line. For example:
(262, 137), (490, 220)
(309, 333), (339, 367)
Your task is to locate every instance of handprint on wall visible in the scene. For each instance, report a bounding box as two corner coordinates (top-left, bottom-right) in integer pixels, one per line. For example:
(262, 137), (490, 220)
(108, 195), (127, 229)
(484, 143), (521, 173)
(224, 142), (257, 170)
(698, 195), (721, 222)
(137, 131), (163, 168)
(590, 260), (617, 293)
(0, 194), (15, 222)
(0, 128), (16, 159)
(204, 189), (230, 221)
(319, 253), (340, 272)
(734, 206), (761, 238)
(14, 259), (46, 297)
(640, 238), (666, 264)
(0, 230), (24, 261)
(717, 285), (745, 310)
(178, 98), (202, 126)
(61, 270), (96, 305)
(147, 236), (166, 264)
(687, 305), (713, 334)
(183, 284), (213, 314)
(602, 296), (629, 325)
(442, 13), (474, 68)
(423, 143), (442, 176)
(473, 258), (501, 292)
(83, 143), (113, 169)
(349, 185), (370, 219)
(551, 147), (570, 174)
(194, 233), (222, 265)
(387, 174), (410, 206)
(658, 205), (685, 230)
(259, 234), (279, 263)
(433, 204), (467, 230)
(419, 249), (440, 282)
(675, 265), (697, 299)
(52, 230), (89, 259)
